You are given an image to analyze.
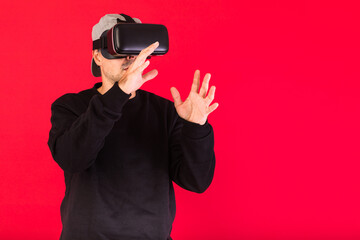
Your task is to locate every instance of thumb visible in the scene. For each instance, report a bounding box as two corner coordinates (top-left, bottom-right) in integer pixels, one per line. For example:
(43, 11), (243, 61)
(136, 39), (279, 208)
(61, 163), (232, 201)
(170, 87), (183, 107)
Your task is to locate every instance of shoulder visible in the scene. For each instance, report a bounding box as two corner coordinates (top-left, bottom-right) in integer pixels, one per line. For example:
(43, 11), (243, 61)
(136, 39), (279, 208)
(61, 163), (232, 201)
(55, 88), (94, 103)
(51, 85), (97, 114)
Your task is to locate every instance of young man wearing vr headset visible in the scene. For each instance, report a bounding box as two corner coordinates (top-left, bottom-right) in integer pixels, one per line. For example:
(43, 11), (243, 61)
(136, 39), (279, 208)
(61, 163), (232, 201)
(48, 13), (218, 240)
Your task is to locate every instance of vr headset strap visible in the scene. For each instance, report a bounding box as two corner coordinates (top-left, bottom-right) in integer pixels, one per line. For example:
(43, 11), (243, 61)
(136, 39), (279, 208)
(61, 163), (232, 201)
(93, 37), (106, 50)
(92, 13), (136, 50)
(119, 13), (136, 23)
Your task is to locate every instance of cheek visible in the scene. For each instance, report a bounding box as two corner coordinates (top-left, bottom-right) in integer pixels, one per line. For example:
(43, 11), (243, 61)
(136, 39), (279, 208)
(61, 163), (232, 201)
(104, 61), (121, 74)
(102, 60), (126, 80)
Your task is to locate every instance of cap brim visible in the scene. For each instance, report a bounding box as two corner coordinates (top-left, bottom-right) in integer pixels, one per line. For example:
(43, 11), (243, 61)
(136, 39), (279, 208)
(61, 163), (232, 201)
(91, 58), (101, 77)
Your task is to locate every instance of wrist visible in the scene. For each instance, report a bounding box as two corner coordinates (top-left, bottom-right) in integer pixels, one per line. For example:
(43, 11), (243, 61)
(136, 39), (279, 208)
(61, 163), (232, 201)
(118, 81), (132, 95)
(186, 113), (207, 125)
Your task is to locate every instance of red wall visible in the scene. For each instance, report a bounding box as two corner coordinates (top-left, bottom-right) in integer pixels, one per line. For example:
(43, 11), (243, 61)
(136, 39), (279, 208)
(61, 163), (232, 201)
(0, 0), (360, 239)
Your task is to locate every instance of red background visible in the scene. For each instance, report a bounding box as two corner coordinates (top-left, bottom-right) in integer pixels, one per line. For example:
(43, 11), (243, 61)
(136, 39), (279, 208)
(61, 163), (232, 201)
(0, 0), (360, 239)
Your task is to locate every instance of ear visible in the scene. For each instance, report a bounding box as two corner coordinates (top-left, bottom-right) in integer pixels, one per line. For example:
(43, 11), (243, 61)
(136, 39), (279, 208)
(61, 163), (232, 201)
(92, 49), (102, 66)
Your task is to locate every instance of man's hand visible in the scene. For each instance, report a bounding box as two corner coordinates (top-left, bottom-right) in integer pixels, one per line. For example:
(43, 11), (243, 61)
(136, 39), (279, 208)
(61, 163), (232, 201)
(118, 42), (159, 94)
(170, 70), (219, 125)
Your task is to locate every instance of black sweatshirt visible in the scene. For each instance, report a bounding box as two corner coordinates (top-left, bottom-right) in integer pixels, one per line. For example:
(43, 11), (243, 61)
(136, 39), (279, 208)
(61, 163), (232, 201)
(48, 82), (215, 240)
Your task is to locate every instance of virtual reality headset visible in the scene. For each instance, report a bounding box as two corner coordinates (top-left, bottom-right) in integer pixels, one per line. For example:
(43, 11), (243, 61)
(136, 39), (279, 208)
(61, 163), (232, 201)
(93, 23), (169, 59)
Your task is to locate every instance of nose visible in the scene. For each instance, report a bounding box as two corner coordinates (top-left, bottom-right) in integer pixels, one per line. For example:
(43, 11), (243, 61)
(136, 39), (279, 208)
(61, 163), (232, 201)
(126, 55), (136, 60)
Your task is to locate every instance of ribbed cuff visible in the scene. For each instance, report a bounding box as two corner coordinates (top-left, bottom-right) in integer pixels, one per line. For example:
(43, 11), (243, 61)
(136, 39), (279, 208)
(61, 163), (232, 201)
(180, 118), (212, 139)
(100, 83), (131, 112)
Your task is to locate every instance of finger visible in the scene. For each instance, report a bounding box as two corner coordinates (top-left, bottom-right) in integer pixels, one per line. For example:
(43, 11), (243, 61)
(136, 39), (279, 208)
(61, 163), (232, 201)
(142, 69), (158, 82)
(199, 73), (211, 98)
(205, 86), (216, 105)
(170, 87), (183, 107)
(137, 60), (150, 73)
(191, 70), (200, 93)
(207, 102), (219, 115)
(131, 42), (159, 69)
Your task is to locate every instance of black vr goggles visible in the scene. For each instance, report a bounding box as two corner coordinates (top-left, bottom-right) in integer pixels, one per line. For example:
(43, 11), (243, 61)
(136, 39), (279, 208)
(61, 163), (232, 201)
(92, 14), (169, 59)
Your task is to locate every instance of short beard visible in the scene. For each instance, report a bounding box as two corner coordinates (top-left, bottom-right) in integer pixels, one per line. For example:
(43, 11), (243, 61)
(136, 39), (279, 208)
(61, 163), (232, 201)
(102, 69), (123, 82)
(101, 59), (134, 82)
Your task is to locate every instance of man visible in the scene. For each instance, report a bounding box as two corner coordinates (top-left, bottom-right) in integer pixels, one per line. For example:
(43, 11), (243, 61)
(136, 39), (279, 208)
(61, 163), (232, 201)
(48, 13), (218, 240)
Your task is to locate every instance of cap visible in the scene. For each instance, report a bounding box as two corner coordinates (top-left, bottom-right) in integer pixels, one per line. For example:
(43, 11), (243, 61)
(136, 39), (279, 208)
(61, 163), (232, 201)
(91, 14), (142, 77)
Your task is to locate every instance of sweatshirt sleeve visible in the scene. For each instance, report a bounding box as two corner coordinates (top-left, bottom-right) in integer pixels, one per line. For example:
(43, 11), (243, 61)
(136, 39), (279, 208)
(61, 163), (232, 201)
(48, 83), (131, 173)
(169, 116), (216, 193)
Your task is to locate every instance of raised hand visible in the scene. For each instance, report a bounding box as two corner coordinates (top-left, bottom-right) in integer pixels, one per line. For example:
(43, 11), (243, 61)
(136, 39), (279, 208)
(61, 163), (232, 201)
(170, 70), (219, 125)
(118, 42), (159, 94)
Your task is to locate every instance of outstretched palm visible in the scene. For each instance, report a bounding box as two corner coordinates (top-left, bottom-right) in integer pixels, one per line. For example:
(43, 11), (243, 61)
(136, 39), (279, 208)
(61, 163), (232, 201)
(170, 70), (219, 125)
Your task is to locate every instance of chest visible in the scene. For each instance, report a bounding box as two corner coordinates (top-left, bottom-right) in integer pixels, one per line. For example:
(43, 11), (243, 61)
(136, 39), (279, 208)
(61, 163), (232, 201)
(96, 102), (170, 171)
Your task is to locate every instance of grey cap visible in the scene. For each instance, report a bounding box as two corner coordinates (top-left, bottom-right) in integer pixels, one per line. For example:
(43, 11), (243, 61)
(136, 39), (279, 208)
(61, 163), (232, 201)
(91, 14), (142, 77)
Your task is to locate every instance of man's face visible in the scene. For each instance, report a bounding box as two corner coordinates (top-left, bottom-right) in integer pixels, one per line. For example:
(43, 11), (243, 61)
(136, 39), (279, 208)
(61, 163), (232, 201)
(94, 49), (136, 82)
